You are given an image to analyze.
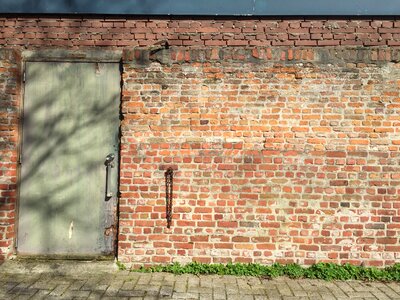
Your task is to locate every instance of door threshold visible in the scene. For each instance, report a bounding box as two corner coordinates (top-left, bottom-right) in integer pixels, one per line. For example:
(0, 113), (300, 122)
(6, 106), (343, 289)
(1, 257), (119, 275)
(16, 254), (114, 261)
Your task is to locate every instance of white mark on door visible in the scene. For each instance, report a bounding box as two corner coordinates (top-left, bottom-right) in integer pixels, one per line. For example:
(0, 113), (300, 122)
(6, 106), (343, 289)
(95, 63), (101, 75)
(69, 221), (74, 239)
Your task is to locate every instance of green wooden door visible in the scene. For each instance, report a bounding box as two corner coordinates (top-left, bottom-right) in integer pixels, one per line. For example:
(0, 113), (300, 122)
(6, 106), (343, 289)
(18, 62), (120, 256)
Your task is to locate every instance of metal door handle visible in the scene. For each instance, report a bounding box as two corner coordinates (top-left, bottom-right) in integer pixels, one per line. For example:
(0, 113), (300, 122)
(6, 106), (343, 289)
(105, 154), (115, 198)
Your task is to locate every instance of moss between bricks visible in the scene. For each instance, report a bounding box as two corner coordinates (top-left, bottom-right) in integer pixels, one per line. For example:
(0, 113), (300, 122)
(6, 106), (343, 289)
(117, 262), (400, 281)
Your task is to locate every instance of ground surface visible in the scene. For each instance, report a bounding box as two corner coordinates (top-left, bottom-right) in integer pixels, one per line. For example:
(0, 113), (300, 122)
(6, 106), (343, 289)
(0, 260), (400, 299)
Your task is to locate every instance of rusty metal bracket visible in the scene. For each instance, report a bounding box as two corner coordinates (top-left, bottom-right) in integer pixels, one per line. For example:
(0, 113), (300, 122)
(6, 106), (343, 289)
(165, 167), (174, 228)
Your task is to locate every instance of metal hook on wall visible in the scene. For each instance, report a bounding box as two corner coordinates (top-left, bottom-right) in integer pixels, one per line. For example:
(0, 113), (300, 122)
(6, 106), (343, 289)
(165, 167), (174, 228)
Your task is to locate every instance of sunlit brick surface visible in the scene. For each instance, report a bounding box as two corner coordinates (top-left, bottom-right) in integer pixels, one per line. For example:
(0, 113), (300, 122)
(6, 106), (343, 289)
(119, 47), (400, 267)
(0, 17), (399, 266)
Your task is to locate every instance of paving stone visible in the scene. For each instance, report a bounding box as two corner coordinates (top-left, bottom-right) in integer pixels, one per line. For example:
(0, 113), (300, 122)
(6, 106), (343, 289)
(145, 290), (160, 297)
(199, 278), (213, 288)
(14, 281), (34, 289)
(225, 285), (240, 295)
(1, 281), (18, 292)
(249, 287), (265, 295)
(335, 281), (355, 294)
(10, 286), (38, 296)
(213, 292), (227, 300)
(10, 295), (31, 300)
(172, 292), (199, 299)
(265, 289), (283, 299)
(136, 274), (152, 285)
(48, 284), (70, 296)
(68, 279), (87, 290)
(160, 285), (174, 297)
(62, 289), (91, 298)
(387, 282), (400, 293)
(50, 278), (73, 286)
(372, 291), (391, 300)
(306, 292), (323, 300)
(141, 284), (159, 293)
(31, 279), (58, 290)
(381, 288), (400, 299)
(121, 281), (137, 290)
(1, 261), (400, 300)
(29, 289), (52, 299)
(187, 276), (200, 288)
(292, 290), (308, 297)
(199, 293), (212, 300)
(318, 292), (336, 300)
(173, 282), (187, 293)
(275, 281), (293, 296)
(87, 290), (106, 300)
(144, 296), (160, 300)
(118, 289), (146, 297)
(104, 283), (125, 296)
(238, 288), (255, 295)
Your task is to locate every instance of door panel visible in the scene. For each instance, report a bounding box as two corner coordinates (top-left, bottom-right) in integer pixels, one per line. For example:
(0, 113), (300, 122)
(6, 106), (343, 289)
(18, 62), (120, 255)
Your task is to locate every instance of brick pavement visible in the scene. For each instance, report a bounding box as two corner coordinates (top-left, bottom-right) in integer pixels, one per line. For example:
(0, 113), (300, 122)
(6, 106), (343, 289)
(0, 261), (399, 299)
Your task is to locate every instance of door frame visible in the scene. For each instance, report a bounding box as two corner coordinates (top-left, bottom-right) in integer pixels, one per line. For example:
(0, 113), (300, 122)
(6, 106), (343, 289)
(15, 49), (123, 259)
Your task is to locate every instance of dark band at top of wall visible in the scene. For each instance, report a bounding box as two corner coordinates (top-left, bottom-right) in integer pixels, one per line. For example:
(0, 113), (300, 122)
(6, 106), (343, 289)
(0, 0), (399, 16)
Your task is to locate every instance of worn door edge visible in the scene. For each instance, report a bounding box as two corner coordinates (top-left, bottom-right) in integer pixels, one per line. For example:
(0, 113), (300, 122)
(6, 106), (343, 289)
(16, 51), (123, 260)
(13, 53), (24, 259)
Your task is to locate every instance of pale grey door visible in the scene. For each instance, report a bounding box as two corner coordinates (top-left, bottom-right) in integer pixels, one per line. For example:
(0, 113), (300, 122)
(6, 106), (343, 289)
(18, 62), (120, 256)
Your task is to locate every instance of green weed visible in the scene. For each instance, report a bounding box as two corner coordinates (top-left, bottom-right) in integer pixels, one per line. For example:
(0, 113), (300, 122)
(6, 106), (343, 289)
(115, 260), (127, 271)
(131, 262), (400, 282)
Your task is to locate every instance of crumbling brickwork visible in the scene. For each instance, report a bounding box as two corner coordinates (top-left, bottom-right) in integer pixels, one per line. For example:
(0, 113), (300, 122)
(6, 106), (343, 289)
(0, 17), (399, 266)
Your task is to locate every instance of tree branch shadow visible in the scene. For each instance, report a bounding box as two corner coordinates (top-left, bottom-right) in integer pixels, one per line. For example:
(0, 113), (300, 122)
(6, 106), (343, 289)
(16, 61), (120, 255)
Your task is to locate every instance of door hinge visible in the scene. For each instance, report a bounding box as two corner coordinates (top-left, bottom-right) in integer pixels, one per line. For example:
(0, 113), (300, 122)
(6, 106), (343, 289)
(23, 70), (26, 83)
(18, 152), (22, 164)
(14, 237), (18, 249)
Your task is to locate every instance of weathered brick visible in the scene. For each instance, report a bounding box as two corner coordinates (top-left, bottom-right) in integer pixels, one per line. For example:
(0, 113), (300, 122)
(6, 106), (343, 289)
(0, 18), (399, 47)
(117, 46), (400, 267)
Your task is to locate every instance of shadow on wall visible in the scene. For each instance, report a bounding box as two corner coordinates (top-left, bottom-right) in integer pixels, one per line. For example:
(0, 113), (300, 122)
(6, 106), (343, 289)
(0, 50), (19, 260)
(16, 62), (120, 256)
(3, 0), (159, 14)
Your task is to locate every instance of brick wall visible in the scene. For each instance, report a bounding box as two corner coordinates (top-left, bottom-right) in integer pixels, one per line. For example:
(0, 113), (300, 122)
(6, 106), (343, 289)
(118, 47), (400, 267)
(0, 17), (399, 265)
(0, 49), (20, 260)
(0, 17), (399, 47)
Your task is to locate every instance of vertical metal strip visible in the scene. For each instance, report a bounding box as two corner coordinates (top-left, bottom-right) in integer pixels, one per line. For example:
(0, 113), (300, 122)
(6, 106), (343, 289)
(165, 168), (173, 228)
